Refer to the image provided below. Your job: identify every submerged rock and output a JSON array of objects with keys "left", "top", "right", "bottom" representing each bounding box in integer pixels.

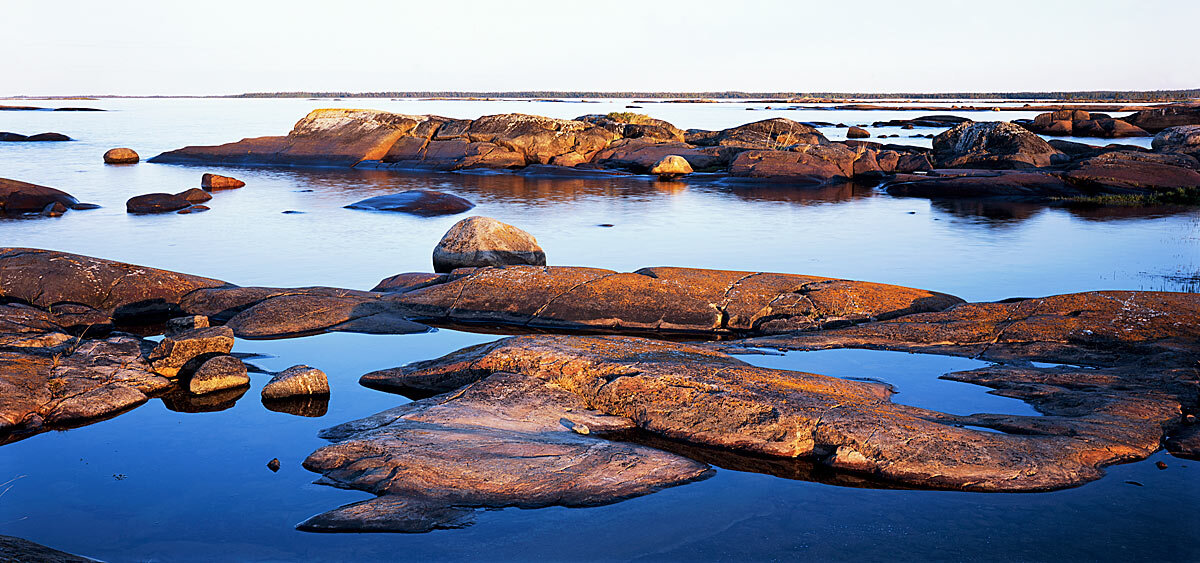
[
  {"left": 103, "top": 147, "right": 139, "bottom": 164},
  {"left": 300, "top": 371, "right": 710, "bottom": 532},
  {"left": 344, "top": 189, "right": 474, "bottom": 216},
  {"left": 201, "top": 173, "right": 246, "bottom": 190},
  {"left": 432, "top": 216, "right": 546, "bottom": 273},
  {"left": 262, "top": 365, "right": 329, "bottom": 399}
]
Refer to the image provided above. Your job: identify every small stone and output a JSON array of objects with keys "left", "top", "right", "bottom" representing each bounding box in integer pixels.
[
  {"left": 165, "top": 315, "right": 210, "bottom": 335},
  {"left": 597, "top": 224, "right": 614, "bottom": 228},
  {"left": 103, "top": 148, "right": 139, "bottom": 164},
  {"left": 176, "top": 187, "right": 213, "bottom": 203},
  {"left": 1186, "top": 414, "right": 1196, "bottom": 424},
  {"left": 1156, "top": 461, "right": 1168, "bottom": 470},
  {"left": 648, "top": 155, "right": 693, "bottom": 178},
  {"left": 572, "top": 423, "right": 590, "bottom": 435},
  {"left": 268, "top": 458, "right": 281, "bottom": 472},
  {"left": 177, "top": 205, "right": 209, "bottom": 214},
  {"left": 262, "top": 365, "right": 329, "bottom": 400},
  {"left": 188, "top": 354, "right": 249, "bottom": 395},
  {"left": 41, "top": 201, "right": 67, "bottom": 217},
  {"left": 201, "top": 173, "right": 245, "bottom": 190}
]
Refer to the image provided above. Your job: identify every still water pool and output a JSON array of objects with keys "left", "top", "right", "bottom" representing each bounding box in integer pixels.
[{"left": 1, "top": 99, "right": 1197, "bottom": 561}]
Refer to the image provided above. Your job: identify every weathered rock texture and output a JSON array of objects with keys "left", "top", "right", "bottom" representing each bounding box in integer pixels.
[
  {"left": 386, "top": 265, "right": 963, "bottom": 335},
  {"left": 1025, "top": 110, "right": 1149, "bottom": 138},
  {"left": 262, "top": 364, "right": 329, "bottom": 399},
  {"left": 0, "top": 178, "right": 82, "bottom": 215},
  {"left": 103, "top": 148, "right": 139, "bottom": 164},
  {"left": 933, "top": 122, "right": 1064, "bottom": 169},
  {"left": 1123, "top": 103, "right": 1200, "bottom": 133},
  {"left": 0, "top": 535, "right": 95, "bottom": 562},
  {"left": 300, "top": 371, "right": 711, "bottom": 532},
  {"left": 431, "top": 216, "right": 546, "bottom": 273}
]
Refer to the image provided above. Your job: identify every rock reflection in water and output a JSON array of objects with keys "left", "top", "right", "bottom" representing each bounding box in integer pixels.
[
  {"left": 263, "top": 396, "right": 329, "bottom": 418},
  {"left": 160, "top": 385, "right": 249, "bottom": 414}
]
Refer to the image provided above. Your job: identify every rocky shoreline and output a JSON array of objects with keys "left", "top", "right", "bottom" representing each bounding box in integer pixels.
[{"left": 1, "top": 246, "right": 1196, "bottom": 531}]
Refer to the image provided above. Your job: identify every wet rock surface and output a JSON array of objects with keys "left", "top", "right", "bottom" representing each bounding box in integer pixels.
[
  {"left": 431, "top": 216, "right": 546, "bottom": 273},
  {"left": 300, "top": 371, "right": 711, "bottom": 532},
  {"left": 0, "top": 178, "right": 81, "bottom": 215},
  {"left": 344, "top": 189, "right": 474, "bottom": 216}
]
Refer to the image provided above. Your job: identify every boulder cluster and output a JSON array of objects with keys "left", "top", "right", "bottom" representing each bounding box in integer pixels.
[{"left": 126, "top": 173, "right": 245, "bottom": 214}]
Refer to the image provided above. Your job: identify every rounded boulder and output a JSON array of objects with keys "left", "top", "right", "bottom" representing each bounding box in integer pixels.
[
  {"left": 104, "top": 148, "right": 139, "bottom": 164},
  {"left": 432, "top": 216, "right": 546, "bottom": 273}
]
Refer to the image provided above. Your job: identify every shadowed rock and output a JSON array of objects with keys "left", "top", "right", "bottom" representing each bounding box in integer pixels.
[
  {"left": 432, "top": 216, "right": 546, "bottom": 273},
  {"left": 1123, "top": 102, "right": 1200, "bottom": 132},
  {"left": 176, "top": 188, "right": 213, "bottom": 204},
  {"left": 263, "top": 395, "right": 329, "bottom": 417},
  {"left": 1152, "top": 125, "right": 1200, "bottom": 160},
  {"left": 386, "top": 265, "right": 963, "bottom": 336},
  {"left": 344, "top": 189, "right": 474, "bottom": 216},
  {"left": 0, "top": 535, "right": 96, "bottom": 562},
  {"left": 360, "top": 333, "right": 1173, "bottom": 492},
  {"left": 0, "top": 248, "right": 228, "bottom": 320},
  {"left": 299, "top": 371, "right": 711, "bottom": 532},
  {"left": 127, "top": 193, "right": 192, "bottom": 214},
  {"left": 148, "top": 326, "right": 234, "bottom": 377},
  {"left": 186, "top": 354, "right": 249, "bottom": 395},
  {"left": 1, "top": 178, "right": 80, "bottom": 214},
  {"left": 884, "top": 170, "right": 1078, "bottom": 199},
  {"left": 223, "top": 293, "right": 428, "bottom": 338}
]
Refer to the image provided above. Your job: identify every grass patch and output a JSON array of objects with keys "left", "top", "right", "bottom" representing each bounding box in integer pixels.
[
  {"left": 605, "top": 112, "right": 654, "bottom": 125},
  {"left": 1055, "top": 187, "right": 1200, "bottom": 207}
]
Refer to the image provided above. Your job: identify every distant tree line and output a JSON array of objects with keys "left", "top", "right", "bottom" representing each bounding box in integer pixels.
[{"left": 231, "top": 90, "right": 1200, "bottom": 101}]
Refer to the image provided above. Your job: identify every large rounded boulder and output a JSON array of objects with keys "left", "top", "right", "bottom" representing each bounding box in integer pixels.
[
  {"left": 1152, "top": 125, "right": 1200, "bottom": 160},
  {"left": 0, "top": 178, "right": 80, "bottom": 214},
  {"left": 345, "top": 189, "right": 474, "bottom": 216},
  {"left": 933, "top": 122, "right": 1064, "bottom": 169},
  {"left": 432, "top": 216, "right": 546, "bottom": 273}
]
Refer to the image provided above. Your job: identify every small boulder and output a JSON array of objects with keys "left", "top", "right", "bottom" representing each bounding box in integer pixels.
[
  {"left": 262, "top": 365, "right": 330, "bottom": 399},
  {"left": 127, "top": 193, "right": 192, "bottom": 214},
  {"left": 166, "top": 315, "right": 210, "bottom": 335},
  {"left": 103, "top": 148, "right": 139, "bottom": 164},
  {"left": 149, "top": 326, "right": 235, "bottom": 377},
  {"left": 177, "top": 205, "right": 209, "bottom": 214},
  {"left": 933, "top": 122, "right": 1064, "bottom": 169},
  {"left": 201, "top": 173, "right": 246, "bottom": 190},
  {"left": 188, "top": 354, "right": 249, "bottom": 395},
  {"left": 176, "top": 188, "right": 213, "bottom": 203},
  {"left": 432, "top": 216, "right": 546, "bottom": 273},
  {"left": 25, "top": 133, "right": 72, "bottom": 141},
  {"left": 846, "top": 126, "right": 871, "bottom": 139},
  {"left": 345, "top": 189, "right": 475, "bottom": 216},
  {"left": 647, "top": 155, "right": 693, "bottom": 178}
]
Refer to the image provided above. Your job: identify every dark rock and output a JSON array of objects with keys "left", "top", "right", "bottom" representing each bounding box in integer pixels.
[
  {"left": 177, "top": 205, "right": 209, "bottom": 214},
  {"left": 1123, "top": 103, "right": 1200, "bottom": 133},
  {"left": 165, "top": 315, "right": 210, "bottom": 335},
  {"left": 846, "top": 126, "right": 871, "bottom": 139},
  {"left": 176, "top": 188, "right": 213, "bottom": 203},
  {"left": 103, "top": 147, "right": 139, "bottom": 164},
  {"left": 0, "top": 178, "right": 80, "bottom": 214},
  {"left": 187, "top": 354, "right": 249, "bottom": 395},
  {"left": 201, "top": 173, "right": 246, "bottom": 190},
  {"left": 160, "top": 385, "right": 247, "bottom": 413},
  {"left": 1152, "top": 125, "right": 1200, "bottom": 160},
  {"left": 268, "top": 458, "right": 281, "bottom": 472},
  {"left": 370, "top": 272, "right": 446, "bottom": 293},
  {"left": 126, "top": 193, "right": 192, "bottom": 214},
  {"left": 263, "top": 395, "right": 329, "bottom": 417},
  {"left": 1063, "top": 151, "right": 1200, "bottom": 192},
  {"left": 0, "top": 534, "right": 95, "bottom": 562},
  {"left": 885, "top": 170, "right": 1078, "bottom": 199},
  {"left": 933, "top": 122, "right": 1064, "bottom": 169},
  {"left": 223, "top": 292, "right": 426, "bottom": 338},
  {"left": 344, "top": 189, "right": 474, "bottom": 216},
  {"left": 0, "top": 132, "right": 27, "bottom": 141},
  {"left": 432, "top": 216, "right": 546, "bottom": 273},
  {"left": 262, "top": 364, "right": 329, "bottom": 399},
  {"left": 41, "top": 201, "right": 67, "bottom": 217}
]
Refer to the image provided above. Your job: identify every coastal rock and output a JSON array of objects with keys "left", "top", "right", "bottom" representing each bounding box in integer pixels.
[
  {"left": 1152, "top": 125, "right": 1200, "bottom": 160},
  {"left": 261, "top": 364, "right": 329, "bottom": 399},
  {"left": 432, "top": 216, "right": 546, "bottom": 273},
  {"left": 1123, "top": 103, "right": 1200, "bottom": 133},
  {"left": 648, "top": 155, "right": 693, "bottom": 178},
  {"left": 933, "top": 122, "right": 1064, "bottom": 169},
  {"left": 0, "top": 178, "right": 80, "bottom": 214},
  {"left": 344, "top": 189, "right": 474, "bottom": 216},
  {"left": 201, "top": 173, "right": 246, "bottom": 190},
  {"left": 176, "top": 188, "right": 213, "bottom": 203},
  {"left": 576, "top": 113, "right": 687, "bottom": 143},
  {"left": 361, "top": 332, "right": 1170, "bottom": 492},
  {"left": 728, "top": 144, "right": 857, "bottom": 184},
  {"left": 148, "top": 326, "right": 235, "bottom": 377},
  {"left": 386, "top": 265, "right": 963, "bottom": 335},
  {"left": 222, "top": 291, "right": 427, "bottom": 338},
  {"left": 1063, "top": 151, "right": 1200, "bottom": 192},
  {"left": 103, "top": 147, "right": 139, "bottom": 164},
  {"left": 300, "top": 371, "right": 709, "bottom": 532},
  {"left": 0, "top": 535, "right": 96, "bottom": 562},
  {"left": 846, "top": 126, "right": 870, "bottom": 139},
  {"left": 885, "top": 170, "right": 1077, "bottom": 199},
  {"left": 179, "top": 286, "right": 378, "bottom": 322},
  {"left": 591, "top": 139, "right": 730, "bottom": 171},
  {"left": 0, "top": 248, "right": 227, "bottom": 319},
  {"left": 0, "top": 132, "right": 71, "bottom": 142},
  {"left": 187, "top": 354, "right": 249, "bottom": 395},
  {"left": 370, "top": 272, "right": 446, "bottom": 293},
  {"left": 165, "top": 315, "right": 210, "bottom": 334},
  {"left": 688, "top": 118, "right": 827, "bottom": 149},
  {"left": 126, "top": 193, "right": 192, "bottom": 214}
]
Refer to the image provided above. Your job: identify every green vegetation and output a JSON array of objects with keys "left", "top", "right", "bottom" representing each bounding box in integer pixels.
[
  {"left": 1056, "top": 187, "right": 1200, "bottom": 207},
  {"left": 604, "top": 112, "right": 654, "bottom": 124}
]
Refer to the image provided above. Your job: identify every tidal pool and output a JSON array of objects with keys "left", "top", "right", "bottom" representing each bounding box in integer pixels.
[{"left": 1, "top": 99, "right": 1197, "bottom": 561}]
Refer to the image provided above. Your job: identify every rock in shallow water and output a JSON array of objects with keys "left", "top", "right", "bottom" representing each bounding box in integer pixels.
[
  {"left": 344, "top": 189, "right": 474, "bottom": 216},
  {"left": 201, "top": 173, "right": 245, "bottom": 190},
  {"left": 431, "top": 216, "right": 546, "bottom": 273},
  {"left": 103, "top": 147, "right": 139, "bottom": 164},
  {"left": 126, "top": 193, "right": 193, "bottom": 214},
  {"left": 148, "top": 326, "right": 235, "bottom": 377},
  {"left": 187, "top": 354, "right": 249, "bottom": 395},
  {"left": 0, "top": 178, "right": 80, "bottom": 214},
  {"left": 262, "top": 365, "right": 329, "bottom": 399}
]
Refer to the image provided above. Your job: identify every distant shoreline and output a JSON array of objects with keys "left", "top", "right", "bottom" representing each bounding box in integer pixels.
[{"left": 4, "top": 89, "right": 1200, "bottom": 102}]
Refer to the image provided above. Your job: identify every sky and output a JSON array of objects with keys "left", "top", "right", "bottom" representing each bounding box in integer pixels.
[{"left": 4, "top": 0, "right": 1198, "bottom": 96}]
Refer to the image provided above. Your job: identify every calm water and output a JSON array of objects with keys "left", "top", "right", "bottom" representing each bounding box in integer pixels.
[{"left": 1, "top": 99, "right": 1197, "bottom": 562}]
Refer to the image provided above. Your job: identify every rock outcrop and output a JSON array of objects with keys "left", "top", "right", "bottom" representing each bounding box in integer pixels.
[
  {"left": 300, "top": 371, "right": 710, "bottom": 532},
  {"left": 933, "top": 122, "right": 1064, "bottom": 169},
  {"left": 344, "top": 189, "right": 474, "bottom": 216},
  {"left": 431, "top": 216, "right": 546, "bottom": 273},
  {"left": 0, "top": 178, "right": 83, "bottom": 215},
  {"left": 1152, "top": 125, "right": 1200, "bottom": 160},
  {"left": 0, "top": 132, "right": 71, "bottom": 142},
  {"left": 103, "top": 148, "right": 139, "bottom": 164},
  {"left": 0, "top": 535, "right": 95, "bottom": 562},
  {"left": 1024, "top": 110, "right": 1149, "bottom": 138},
  {"left": 1123, "top": 103, "right": 1200, "bottom": 133}
]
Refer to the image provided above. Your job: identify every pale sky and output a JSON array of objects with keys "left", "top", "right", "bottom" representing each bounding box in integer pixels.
[{"left": 5, "top": 0, "right": 1197, "bottom": 96}]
